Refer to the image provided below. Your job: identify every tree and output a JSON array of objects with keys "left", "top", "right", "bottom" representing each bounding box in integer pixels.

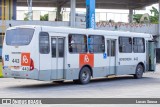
[
  {"left": 133, "top": 6, "right": 159, "bottom": 24},
  {"left": 24, "top": 13, "right": 29, "bottom": 21},
  {"left": 150, "top": 7, "right": 159, "bottom": 17},
  {"left": 40, "top": 14, "right": 48, "bottom": 21},
  {"left": 133, "top": 14, "right": 143, "bottom": 23},
  {"left": 150, "top": 7, "right": 159, "bottom": 24}
]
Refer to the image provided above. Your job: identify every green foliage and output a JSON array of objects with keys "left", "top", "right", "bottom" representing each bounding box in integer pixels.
[
  {"left": 0, "top": 62, "right": 3, "bottom": 78},
  {"left": 133, "top": 14, "right": 143, "bottom": 23},
  {"left": 150, "top": 7, "right": 159, "bottom": 17},
  {"left": 24, "top": 13, "right": 49, "bottom": 21},
  {"left": 40, "top": 14, "right": 48, "bottom": 21},
  {"left": 150, "top": 16, "right": 159, "bottom": 24},
  {"left": 150, "top": 7, "right": 159, "bottom": 24},
  {"left": 24, "top": 13, "right": 29, "bottom": 21},
  {"left": 133, "top": 6, "right": 159, "bottom": 24}
]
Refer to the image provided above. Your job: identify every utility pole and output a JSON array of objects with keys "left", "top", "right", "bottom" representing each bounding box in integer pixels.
[
  {"left": 0, "top": 0, "right": 7, "bottom": 45},
  {"left": 27, "top": 0, "right": 33, "bottom": 20}
]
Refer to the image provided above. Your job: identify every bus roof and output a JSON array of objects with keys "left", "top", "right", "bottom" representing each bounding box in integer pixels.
[{"left": 7, "top": 25, "right": 152, "bottom": 38}]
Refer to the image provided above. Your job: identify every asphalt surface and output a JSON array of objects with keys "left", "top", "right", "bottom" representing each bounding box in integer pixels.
[{"left": 0, "top": 64, "right": 160, "bottom": 107}]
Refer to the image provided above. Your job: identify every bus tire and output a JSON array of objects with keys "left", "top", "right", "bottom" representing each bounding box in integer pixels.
[
  {"left": 73, "top": 80, "right": 79, "bottom": 84},
  {"left": 134, "top": 64, "right": 144, "bottom": 79},
  {"left": 53, "top": 81, "right": 64, "bottom": 84},
  {"left": 79, "top": 67, "right": 91, "bottom": 84}
]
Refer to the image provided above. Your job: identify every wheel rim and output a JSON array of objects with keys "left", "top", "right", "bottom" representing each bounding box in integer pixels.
[
  {"left": 137, "top": 66, "right": 143, "bottom": 77},
  {"left": 82, "top": 71, "right": 89, "bottom": 81}
]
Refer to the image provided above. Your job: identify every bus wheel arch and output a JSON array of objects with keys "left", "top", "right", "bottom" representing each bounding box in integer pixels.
[
  {"left": 80, "top": 65, "right": 93, "bottom": 77},
  {"left": 78, "top": 65, "right": 93, "bottom": 84},
  {"left": 134, "top": 62, "right": 145, "bottom": 79},
  {"left": 138, "top": 62, "right": 145, "bottom": 72}
]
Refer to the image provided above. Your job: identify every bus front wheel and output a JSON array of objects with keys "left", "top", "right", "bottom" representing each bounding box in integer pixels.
[
  {"left": 79, "top": 67, "right": 91, "bottom": 84},
  {"left": 134, "top": 64, "right": 144, "bottom": 79}
]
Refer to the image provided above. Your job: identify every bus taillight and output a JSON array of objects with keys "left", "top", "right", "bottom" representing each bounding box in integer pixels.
[{"left": 30, "top": 59, "right": 34, "bottom": 71}]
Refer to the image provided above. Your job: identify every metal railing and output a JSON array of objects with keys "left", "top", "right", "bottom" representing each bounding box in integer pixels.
[{"left": 0, "top": 20, "right": 159, "bottom": 35}]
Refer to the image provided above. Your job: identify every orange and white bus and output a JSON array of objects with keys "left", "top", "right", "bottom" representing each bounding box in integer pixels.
[{"left": 2, "top": 25, "right": 156, "bottom": 84}]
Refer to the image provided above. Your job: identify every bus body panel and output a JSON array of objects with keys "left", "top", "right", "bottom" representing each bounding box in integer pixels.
[
  {"left": 65, "top": 53, "right": 80, "bottom": 80},
  {"left": 92, "top": 54, "right": 108, "bottom": 77},
  {"left": 117, "top": 53, "right": 146, "bottom": 75}
]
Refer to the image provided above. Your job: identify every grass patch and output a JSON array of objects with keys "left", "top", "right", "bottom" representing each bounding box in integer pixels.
[{"left": 0, "top": 62, "right": 3, "bottom": 78}]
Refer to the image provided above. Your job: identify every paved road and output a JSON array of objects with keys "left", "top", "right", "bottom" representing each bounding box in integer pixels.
[{"left": 0, "top": 65, "right": 160, "bottom": 106}]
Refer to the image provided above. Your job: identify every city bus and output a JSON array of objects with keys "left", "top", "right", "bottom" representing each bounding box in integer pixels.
[{"left": 2, "top": 25, "right": 156, "bottom": 84}]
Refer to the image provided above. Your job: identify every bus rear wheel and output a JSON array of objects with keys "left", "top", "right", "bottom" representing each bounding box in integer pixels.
[
  {"left": 134, "top": 64, "right": 144, "bottom": 79},
  {"left": 79, "top": 67, "right": 91, "bottom": 84}
]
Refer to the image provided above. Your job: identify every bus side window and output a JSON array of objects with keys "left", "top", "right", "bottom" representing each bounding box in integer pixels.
[
  {"left": 133, "top": 37, "right": 145, "bottom": 53},
  {"left": 39, "top": 32, "right": 50, "bottom": 54},
  {"left": 68, "top": 34, "right": 87, "bottom": 53},
  {"left": 88, "top": 35, "right": 105, "bottom": 53},
  {"left": 119, "top": 37, "right": 132, "bottom": 53}
]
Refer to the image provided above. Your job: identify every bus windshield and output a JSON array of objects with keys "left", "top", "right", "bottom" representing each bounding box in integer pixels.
[{"left": 6, "top": 28, "right": 34, "bottom": 46}]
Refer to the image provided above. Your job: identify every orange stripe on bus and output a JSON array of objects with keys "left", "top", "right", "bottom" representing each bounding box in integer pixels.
[{"left": 79, "top": 54, "right": 94, "bottom": 68}]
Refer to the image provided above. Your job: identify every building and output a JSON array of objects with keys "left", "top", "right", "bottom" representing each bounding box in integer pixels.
[{"left": 0, "top": 0, "right": 160, "bottom": 46}]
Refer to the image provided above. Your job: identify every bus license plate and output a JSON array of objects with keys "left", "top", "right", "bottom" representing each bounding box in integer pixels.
[{"left": 22, "top": 66, "right": 30, "bottom": 71}]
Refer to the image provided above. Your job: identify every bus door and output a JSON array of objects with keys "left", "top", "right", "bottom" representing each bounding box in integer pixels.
[
  {"left": 107, "top": 39, "right": 116, "bottom": 75},
  {"left": 146, "top": 41, "right": 156, "bottom": 71},
  {"left": 51, "top": 36, "right": 65, "bottom": 80}
]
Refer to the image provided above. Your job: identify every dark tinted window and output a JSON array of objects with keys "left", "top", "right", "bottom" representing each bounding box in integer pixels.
[
  {"left": 107, "top": 40, "right": 116, "bottom": 56},
  {"left": 58, "top": 38, "right": 64, "bottom": 57},
  {"left": 52, "top": 38, "right": 64, "bottom": 57},
  {"left": 51, "top": 38, "right": 56, "bottom": 57},
  {"left": 119, "top": 37, "right": 132, "bottom": 53},
  {"left": 88, "top": 35, "right": 105, "bottom": 53},
  {"left": 107, "top": 40, "right": 110, "bottom": 56},
  {"left": 6, "top": 28, "right": 34, "bottom": 46},
  {"left": 39, "top": 32, "right": 50, "bottom": 54},
  {"left": 133, "top": 37, "right": 145, "bottom": 53},
  {"left": 68, "top": 34, "right": 87, "bottom": 53},
  {"left": 111, "top": 40, "right": 116, "bottom": 56},
  {"left": 0, "top": 33, "right": 4, "bottom": 46}
]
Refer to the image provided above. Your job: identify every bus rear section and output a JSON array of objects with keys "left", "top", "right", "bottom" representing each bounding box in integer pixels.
[{"left": 2, "top": 27, "right": 40, "bottom": 80}]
